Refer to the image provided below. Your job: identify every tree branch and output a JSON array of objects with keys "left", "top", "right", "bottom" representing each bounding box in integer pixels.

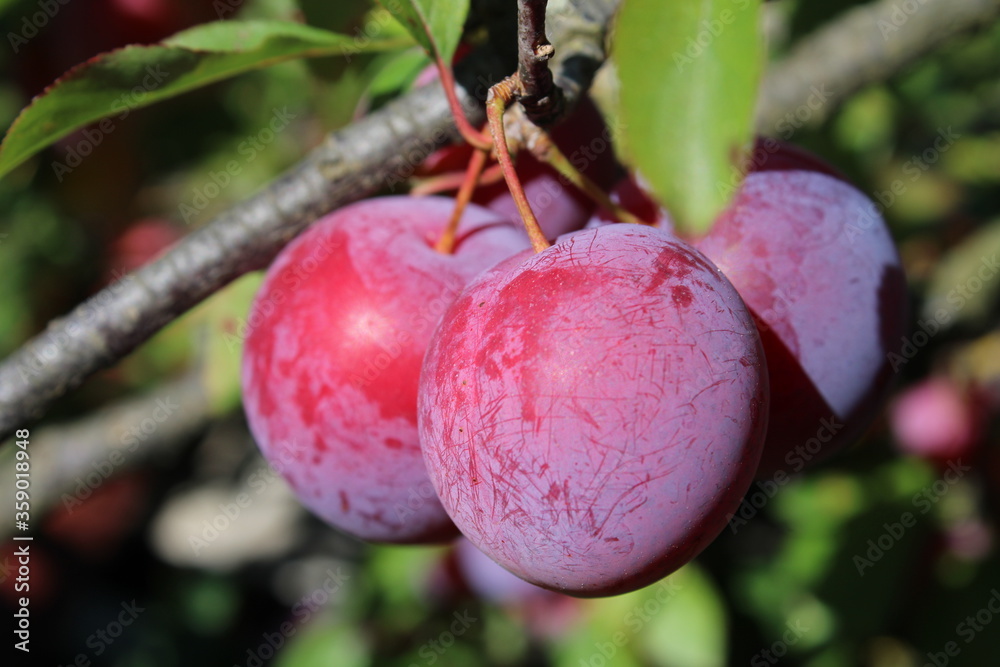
[
  {"left": 0, "top": 370, "right": 209, "bottom": 538},
  {"left": 755, "top": 0, "right": 1000, "bottom": 132},
  {"left": 0, "top": 81, "right": 469, "bottom": 438},
  {"left": 1, "top": 0, "right": 998, "bottom": 441},
  {"left": 0, "top": 5, "right": 615, "bottom": 441},
  {"left": 516, "top": 0, "right": 564, "bottom": 125}
]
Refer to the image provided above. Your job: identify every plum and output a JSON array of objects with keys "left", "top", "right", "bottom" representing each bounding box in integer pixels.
[
  {"left": 891, "top": 377, "right": 984, "bottom": 464},
  {"left": 241, "top": 196, "right": 529, "bottom": 543},
  {"left": 693, "top": 169, "right": 907, "bottom": 475},
  {"left": 419, "top": 224, "right": 768, "bottom": 596}
]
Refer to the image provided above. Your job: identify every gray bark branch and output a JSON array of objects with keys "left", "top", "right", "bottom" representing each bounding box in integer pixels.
[
  {"left": 1, "top": 0, "right": 998, "bottom": 441},
  {"left": 755, "top": 0, "right": 1000, "bottom": 131}
]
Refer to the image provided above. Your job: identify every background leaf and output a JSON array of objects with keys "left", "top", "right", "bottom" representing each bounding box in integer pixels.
[
  {"left": 922, "top": 218, "right": 1000, "bottom": 330},
  {"left": 376, "top": 0, "right": 469, "bottom": 62},
  {"left": 614, "top": 0, "right": 763, "bottom": 235},
  {"left": 0, "top": 20, "right": 409, "bottom": 180}
]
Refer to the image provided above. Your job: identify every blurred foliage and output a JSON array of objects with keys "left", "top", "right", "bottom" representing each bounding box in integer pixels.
[{"left": 0, "top": 0, "right": 998, "bottom": 666}]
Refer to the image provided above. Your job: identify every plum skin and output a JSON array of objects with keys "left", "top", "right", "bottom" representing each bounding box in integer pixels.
[
  {"left": 419, "top": 224, "right": 768, "bottom": 596},
  {"left": 693, "top": 170, "right": 907, "bottom": 475},
  {"left": 241, "top": 196, "right": 529, "bottom": 544}
]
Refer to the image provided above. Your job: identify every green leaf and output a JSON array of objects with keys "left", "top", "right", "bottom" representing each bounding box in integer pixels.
[
  {"left": 0, "top": 20, "right": 411, "bottom": 180},
  {"left": 640, "top": 565, "right": 727, "bottom": 667},
  {"left": 922, "top": 218, "right": 1000, "bottom": 330},
  {"left": 614, "top": 0, "right": 763, "bottom": 235},
  {"left": 376, "top": 0, "right": 469, "bottom": 63},
  {"left": 365, "top": 47, "right": 432, "bottom": 103}
]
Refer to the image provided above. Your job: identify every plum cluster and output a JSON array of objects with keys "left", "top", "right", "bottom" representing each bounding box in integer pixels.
[{"left": 240, "top": 112, "right": 907, "bottom": 597}]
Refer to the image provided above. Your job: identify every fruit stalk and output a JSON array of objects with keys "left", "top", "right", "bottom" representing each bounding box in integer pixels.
[
  {"left": 487, "top": 76, "right": 550, "bottom": 252},
  {"left": 411, "top": 163, "right": 505, "bottom": 196},
  {"left": 432, "top": 52, "right": 493, "bottom": 150},
  {"left": 434, "top": 146, "right": 489, "bottom": 254},
  {"left": 524, "top": 125, "right": 647, "bottom": 225}
]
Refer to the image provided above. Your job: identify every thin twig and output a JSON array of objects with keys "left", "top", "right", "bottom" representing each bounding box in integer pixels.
[
  {"left": 755, "top": 0, "right": 1000, "bottom": 131},
  {"left": 522, "top": 122, "right": 646, "bottom": 225},
  {"left": 516, "top": 0, "right": 564, "bottom": 125},
  {"left": 433, "top": 54, "right": 494, "bottom": 150},
  {"left": 410, "top": 162, "right": 505, "bottom": 195},
  {"left": 488, "top": 76, "right": 550, "bottom": 253},
  {"left": 434, "top": 146, "right": 489, "bottom": 254},
  {"left": 2, "top": 0, "right": 998, "bottom": 441}
]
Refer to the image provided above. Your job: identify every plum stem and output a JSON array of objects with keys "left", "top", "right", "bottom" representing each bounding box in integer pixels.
[
  {"left": 524, "top": 127, "right": 648, "bottom": 225},
  {"left": 434, "top": 146, "right": 489, "bottom": 254},
  {"left": 488, "top": 76, "right": 550, "bottom": 253},
  {"left": 410, "top": 162, "right": 505, "bottom": 196},
  {"left": 433, "top": 52, "right": 493, "bottom": 150}
]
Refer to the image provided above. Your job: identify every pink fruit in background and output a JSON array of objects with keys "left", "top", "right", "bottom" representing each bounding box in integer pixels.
[
  {"left": 693, "top": 169, "right": 907, "bottom": 476},
  {"left": 241, "top": 196, "right": 529, "bottom": 543},
  {"left": 107, "top": 218, "right": 181, "bottom": 274},
  {"left": 891, "top": 378, "right": 983, "bottom": 463},
  {"left": 454, "top": 538, "right": 584, "bottom": 637},
  {"left": 454, "top": 538, "right": 548, "bottom": 605},
  {"left": 419, "top": 224, "right": 768, "bottom": 596},
  {"left": 587, "top": 176, "right": 673, "bottom": 230},
  {"left": 589, "top": 138, "right": 842, "bottom": 230}
]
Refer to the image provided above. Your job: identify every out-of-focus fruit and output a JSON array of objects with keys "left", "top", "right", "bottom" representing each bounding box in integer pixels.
[
  {"left": 891, "top": 378, "right": 984, "bottom": 463},
  {"left": 694, "top": 169, "right": 907, "bottom": 476}
]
